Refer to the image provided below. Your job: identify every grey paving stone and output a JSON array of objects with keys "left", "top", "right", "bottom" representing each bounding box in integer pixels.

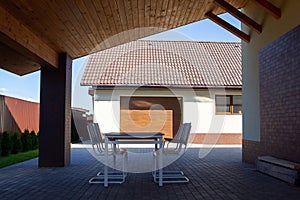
[{"left": 0, "top": 147, "right": 299, "bottom": 200}]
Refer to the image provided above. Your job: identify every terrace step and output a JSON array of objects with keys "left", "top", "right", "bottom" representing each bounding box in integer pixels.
[{"left": 256, "top": 156, "right": 300, "bottom": 185}]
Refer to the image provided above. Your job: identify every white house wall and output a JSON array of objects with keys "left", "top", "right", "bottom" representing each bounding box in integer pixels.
[
  {"left": 242, "top": 0, "right": 300, "bottom": 141},
  {"left": 93, "top": 88, "right": 242, "bottom": 136}
]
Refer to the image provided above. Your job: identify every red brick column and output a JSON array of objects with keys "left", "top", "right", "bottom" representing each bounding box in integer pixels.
[{"left": 39, "top": 53, "right": 72, "bottom": 167}]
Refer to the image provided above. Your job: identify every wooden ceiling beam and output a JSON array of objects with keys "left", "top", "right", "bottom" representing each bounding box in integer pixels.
[
  {"left": 214, "top": 0, "right": 262, "bottom": 33},
  {"left": 252, "top": 0, "right": 281, "bottom": 19},
  {"left": 0, "top": 43, "right": 40, "bottom": 75},
  {"left": 0, "top": 6, "right": 59, "bottom": 69},
  {"left": 205, "top": 11, "right": 250, "bottom": 43}
]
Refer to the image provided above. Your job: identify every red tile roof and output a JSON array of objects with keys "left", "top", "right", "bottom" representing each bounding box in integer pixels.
[{"left": 81, "top": 40, "right": 241, "bottom": 88}]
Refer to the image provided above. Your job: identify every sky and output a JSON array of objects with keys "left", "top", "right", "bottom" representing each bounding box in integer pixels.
[{"left": 0, "top": 13, "right": 240, "bottom": 112}]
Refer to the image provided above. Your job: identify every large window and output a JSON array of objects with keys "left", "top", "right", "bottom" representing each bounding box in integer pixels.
[{"left": 215, "top": 95, "right": 242, "bottom": 115}]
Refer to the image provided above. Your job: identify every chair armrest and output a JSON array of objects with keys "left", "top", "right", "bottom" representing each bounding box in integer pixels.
[{"left": 165, "top": 138, "right": 181, "bottom": 149}]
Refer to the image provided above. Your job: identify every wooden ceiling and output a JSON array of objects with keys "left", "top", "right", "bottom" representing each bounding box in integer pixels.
[{"left": 0, "top": 0, "right": 280, "bottom": 75}]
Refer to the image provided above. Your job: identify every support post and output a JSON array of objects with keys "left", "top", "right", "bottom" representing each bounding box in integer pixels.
[{"left": 39, "top": 53, "right": 72, "bottom": 167}]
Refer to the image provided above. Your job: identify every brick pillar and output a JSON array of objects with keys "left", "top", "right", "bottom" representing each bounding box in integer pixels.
[
  {"left": 39, "top": 53, "right": 72, "bottom": 167},
  {"left": 243, "top": 25, "right": 300, "bottom": 163}
]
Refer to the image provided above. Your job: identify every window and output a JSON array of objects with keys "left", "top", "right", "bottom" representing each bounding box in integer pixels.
[{"left": 215, "top": 95, "right": 242, "bottom": 115}]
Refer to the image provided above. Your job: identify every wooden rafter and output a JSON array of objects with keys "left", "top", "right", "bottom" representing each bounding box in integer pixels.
[
  {"left": 214, "top": 0, "right": 262, "bottom": 33},
  {"left": 252, "top": 0, "right": 281, "bottom": 19},
  {"left": 0, "top": 6, "right": 59, "bottom": 68},
  {"left": 205, "top": 11, "right": 250, "bottom": 43}
]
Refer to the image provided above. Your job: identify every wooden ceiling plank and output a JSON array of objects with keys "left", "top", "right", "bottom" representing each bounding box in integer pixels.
[
  {"left": 124, "top": 0, "right": 134, "bottom": 29},
  {"left": 162, "top": 0, "right": 173, "bottom": 28},
  {"left": 0, "top": 0, "right": 250, "bottom": 67},
  {"left": 115, "top": 0, "right": 130, "bottom": 43},
  {"left": 84, "top": 1, "right": 106, "bottom": 44},
  {"left": 159, "top": 0, "right": 169, "bottom": 27},
  {"left": 180, "top": 0, "right": 196, "bottom": 28},
  {"left": 149, "top": 0, "right": 157, "bottom": 27},
  {"left": 85, "top": 1, "right": 123, "bottom": 53},
  {"left": 109, "top": 0, "right": 124, "bottom": 34},
  {"left": 154, "top": 0, "right": 163, "bottom": 27},
  {"left": 76, "top": 0, "right": 100, "bottom": 44},
  {"left": 55, "top": 1, "right": 90, "bottom": 56},
  {"left": 144, "top": 0, "right": 151, "bottom": 27},
  {"left": 44, "top": 1, "right": 85, "bottom": 57},
  {"left": 107, "top": 1, "right": 129, "bottom": 47},
  {"left": 173, "top": 0, "right": 186, "bottom": 29},
  {"left": 100, "top": 1, "right": 118, "bottom": 35},
  {"left": 0, "top": 43, "right": 40, "bottom": 75},
  {"left": 205, "top": 11, "right": 250, "bottom": 42},
  {"left": 138, "top": 0, "right": 145, "bottom": 27},
  {"left": 131, "top": 0, "right": 139, "bottom": 28},
  {"left": 214, "top": 0, "right": 262, "bottom": 33},
  {"left": 0, "top": 5, "right": 59, "bottom": 68},
  {"left": 188, "top": 0, "right": 206, "bottom": 23},
  {"left": 4, "top": 1, "right": 72, "bottom": 55},
  {"left": 107, "top": 0, "right": 125, "bottom": 46},
  {"left": 62, "top": 0, "right": 96, "bottom": 54},
  {"left": 168, "top": 0, "right": 179, "bottom": 28},
  {"left": 92, "top": 1, "right": 112, "bottom": 39},
  {"left": 252, "top": 0, "right": 281, "bottom": 19},
  {"left": 115, "top": 0, "right": 128, "bottom": 31}
]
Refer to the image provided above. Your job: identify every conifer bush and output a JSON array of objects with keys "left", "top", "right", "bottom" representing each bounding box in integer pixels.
[
  {"left": 30, "top": 130, "right": 38, "bottom": 150},
  {"left": 11, "top": 132, "right": 22, "bottom": 154},
  {"left": 1, "top": 131, "right": 12, "bottom": 156},
  {"left": 21, "top": 129, "right": 32, "bottom": 152}
]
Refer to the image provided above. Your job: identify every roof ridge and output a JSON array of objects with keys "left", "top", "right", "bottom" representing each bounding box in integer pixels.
[{"left": 137, "top": 40, "right": 241, "bottom": 44}]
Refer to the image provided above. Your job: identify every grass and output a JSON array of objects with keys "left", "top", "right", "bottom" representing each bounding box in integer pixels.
[{"left": 0, "top": 150, "right": 38, "bottom": 168}]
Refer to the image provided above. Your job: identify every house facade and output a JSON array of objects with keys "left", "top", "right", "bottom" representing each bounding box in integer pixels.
[{"left": 81, "top": 40, "right": 242, "bottom": 144}]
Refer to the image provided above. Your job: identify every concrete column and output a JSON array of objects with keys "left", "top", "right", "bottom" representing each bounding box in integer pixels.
[{"left": 39, "top": 53, "right": 72, "bottom": 167}]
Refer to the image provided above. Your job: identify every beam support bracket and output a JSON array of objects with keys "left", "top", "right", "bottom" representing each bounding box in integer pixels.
[
  {"left": 214, "top": 0, "right": 262, "bottom": 34},
  {"left": 205, "top": 11, "right": 250, "bottom": 43},
  {"left": 252, "top": 0, "right": 281, "bottom": 19}
]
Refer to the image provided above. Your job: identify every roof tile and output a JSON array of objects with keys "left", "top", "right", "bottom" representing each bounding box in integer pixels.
[{"left": 81, "top": 40, "right": 241, "bottom": 88}]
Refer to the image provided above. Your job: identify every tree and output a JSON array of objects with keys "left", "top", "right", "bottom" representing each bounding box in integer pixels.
[
  {"left": 1, "top": 131, "right": 12, "bottom": 156},
  {"left": 30, "top": 130, "right": 38, "bottom": 150},
  {"left": 11, "top": 132, "right": 22, "bottom": 154},
  {"left": 21, "top": 129, "right": 32, "bottom": 152}
]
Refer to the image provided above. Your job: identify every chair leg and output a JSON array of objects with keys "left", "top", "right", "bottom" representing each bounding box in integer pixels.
[
  {"left": 89, "top": 153, "right": 128, "bottom": 185},
  {"left": 152, "top": 154, "right": 158, "bottom": 181},
  {"left": 152, "top": 155, "right": 189, "bottom": 184},
  {"left": 123, "top": 153, "right": 128, "bottom": 178},
  {"left": 89, "top": 168, "right": 126, "bottom": 184}
]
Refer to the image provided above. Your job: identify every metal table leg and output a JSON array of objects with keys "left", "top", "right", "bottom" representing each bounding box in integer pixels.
[
  {"left": 104, "top": 137, "right": 109, "bottom": 187},
  {"left": 158, "top": 136, "right": 163, "bottom": 186}
]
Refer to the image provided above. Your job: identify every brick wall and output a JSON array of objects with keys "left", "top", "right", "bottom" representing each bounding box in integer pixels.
[
  {"left": 243, "top": 25, "right": 300, "bottom": 163},
  {"left": 191, "top": 133, "right": 242, "bottom": 144}
]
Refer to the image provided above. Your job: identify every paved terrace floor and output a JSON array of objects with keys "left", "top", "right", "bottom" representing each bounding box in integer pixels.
[{"left": 0, "top": 145, "right": 299, "bottom": 200}]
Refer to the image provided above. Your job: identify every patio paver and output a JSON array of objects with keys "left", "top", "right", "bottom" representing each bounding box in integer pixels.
[{"left": 0, "top": 146, "right": 299, "bottom": 200}]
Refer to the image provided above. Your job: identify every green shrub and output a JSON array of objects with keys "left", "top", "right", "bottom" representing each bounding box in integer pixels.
[
  {"left": 1, "top": 131, "right": 12, "bottom": 156},
  {"left": 0, "top": 137, "right": 2, "bottom": 155},
  {"left": 21, "top": 129, "right": 32, "bottom": 152},
  {"left": 11, "top": 132, "right": 22, "bottom": 154},
  {"left": 30, "top": 130, "right": 38, "bottom": 150}
]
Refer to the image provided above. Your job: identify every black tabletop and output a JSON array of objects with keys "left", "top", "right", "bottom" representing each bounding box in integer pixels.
[{"left": 104, "top": 132, "right": 164, "bottom": 139}]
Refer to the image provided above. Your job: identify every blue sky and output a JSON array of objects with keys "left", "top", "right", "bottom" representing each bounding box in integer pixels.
[{"left": 0, "top": 13, "right": 240, "bottom": 111}]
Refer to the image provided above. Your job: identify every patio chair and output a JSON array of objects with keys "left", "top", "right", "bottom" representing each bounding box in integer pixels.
[
  {"left": 153, "top": 122, "right": 192, "bottom": 183},
  {"left": 87, "top": 123, "right": 128, "bottom": 184}
]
